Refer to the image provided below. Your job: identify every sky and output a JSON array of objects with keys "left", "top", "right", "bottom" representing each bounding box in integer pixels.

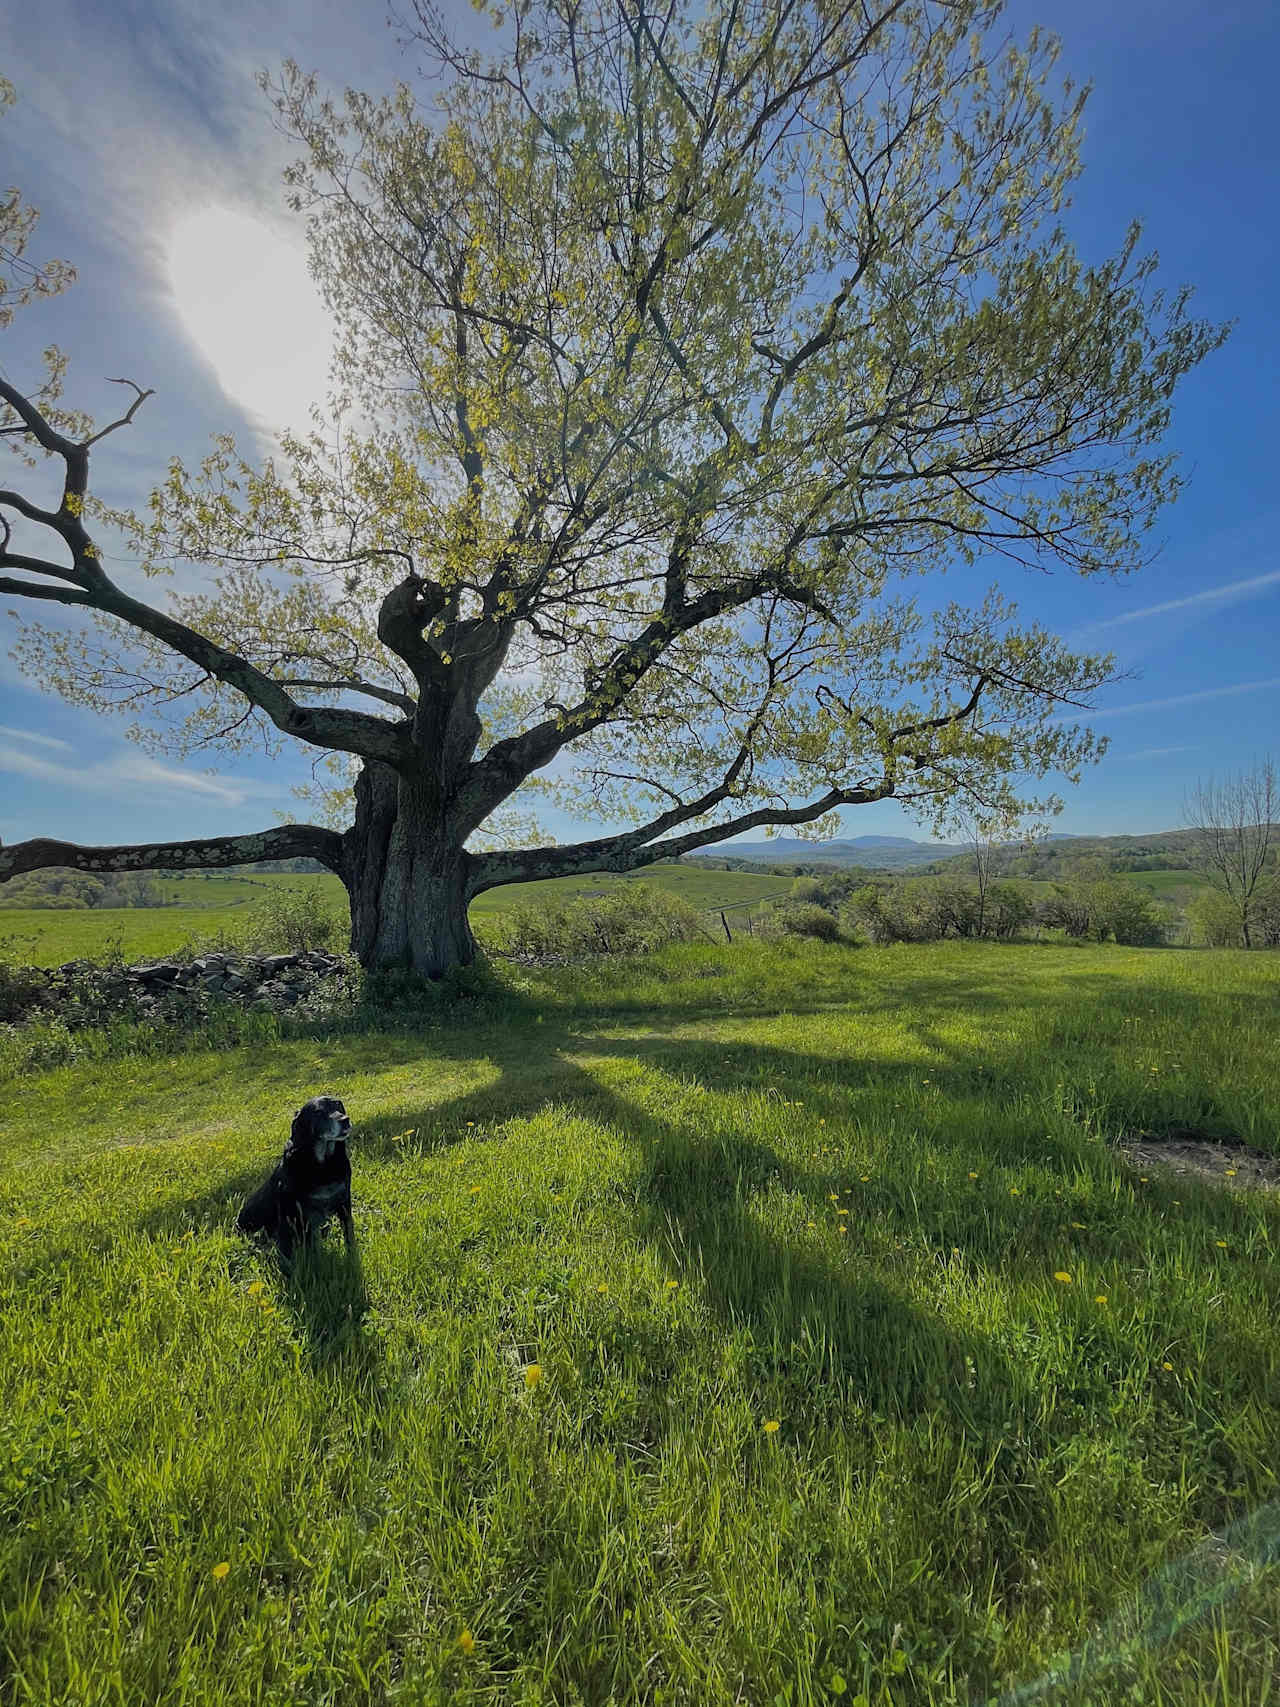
[{"left": 1, "top": 0, "right": 1277, "bottom": 855}]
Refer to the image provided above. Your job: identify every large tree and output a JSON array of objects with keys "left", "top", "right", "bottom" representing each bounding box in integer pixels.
[{"left": 0, "top": 4, "right": 1224, "bottom": 973}]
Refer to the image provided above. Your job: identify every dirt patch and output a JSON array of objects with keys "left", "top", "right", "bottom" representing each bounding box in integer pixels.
[{"left": 1113, "top": 1128, "right": 1280, "bottom": 1191}]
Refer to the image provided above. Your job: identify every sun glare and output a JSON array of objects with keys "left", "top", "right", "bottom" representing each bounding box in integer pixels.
[{"left": 165, "top": 207, "right": 332, "bottom": 433}]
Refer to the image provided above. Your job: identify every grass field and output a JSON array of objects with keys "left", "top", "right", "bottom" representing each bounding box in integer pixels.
[
  {"left": 0, "top": 864, "right": 788, "bottom": 968},
  {"left": 3, "top": 939, "right": 1280, "bottom": 1705}
]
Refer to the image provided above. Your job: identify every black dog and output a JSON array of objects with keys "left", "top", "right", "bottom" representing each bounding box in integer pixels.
[{"left": 237, "top": 1095, "right": 354, "bottom": 1261}]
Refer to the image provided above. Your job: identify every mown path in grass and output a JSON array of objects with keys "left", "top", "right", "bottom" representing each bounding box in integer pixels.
[{"left": 2, "top": 940, "right": 1279, "bottom": 1706}]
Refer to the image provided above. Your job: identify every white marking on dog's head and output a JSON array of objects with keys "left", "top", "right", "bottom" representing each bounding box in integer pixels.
[{"left": 292, "top": 1096, "right": 352, "bottom": 1160}]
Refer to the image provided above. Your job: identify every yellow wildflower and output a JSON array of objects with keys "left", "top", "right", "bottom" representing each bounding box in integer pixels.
[
  {"left": 211, "top": 1561, "right": 230, "bottom": 1581},
  {"left": 763, "top": 1420, "right": 780, "bottom": 1434},
  {"left": 524, "top": 1364, "right": 542, "bottom": 1389},
  {"left": 458, "top": 1629, "right": 475, "bottom": 1655},
  {"left": 1054, "top": 1271, "right": 1072, "bottom": 1284}
]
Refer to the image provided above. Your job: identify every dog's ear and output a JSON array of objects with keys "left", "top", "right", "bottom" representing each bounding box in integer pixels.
[{"left": 289, "top": 1105, "right": 312, "bottom": 1149}]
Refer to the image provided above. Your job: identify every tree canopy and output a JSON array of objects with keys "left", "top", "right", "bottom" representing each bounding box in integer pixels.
[{"left": 0, "top": 2, "right": 1227, "bottom": 972}]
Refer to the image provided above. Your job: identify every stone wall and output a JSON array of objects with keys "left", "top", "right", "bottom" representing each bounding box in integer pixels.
[{"left": 5, "top": 950, "right": 351, "bottom": 1027}]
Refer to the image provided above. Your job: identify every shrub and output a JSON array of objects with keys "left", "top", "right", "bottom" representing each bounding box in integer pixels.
[
  {"left": 984, "top": 881, "right": 1033, "bottom": 939},
  {"left": 774, "top": 901, "right": 843, "bottom": 942},
  {"left": 1037, "top": 876, "right": 1166, "bottom": 945},
  {"left": 1186, "top": 888, "right": 1242, "bottom": 947},
  {"left": 480, "top": 882, "right": 709, "bottom": 962},
  {"left": 0, "top": 962, "right": 46, "bottom": 1024},
  {"left": 239, "top": 884, "right": 343, "bottom": 954}
]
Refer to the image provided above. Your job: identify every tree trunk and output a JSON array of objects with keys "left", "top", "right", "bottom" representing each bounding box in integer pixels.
[{"left": 341, "top": 763, "right": 477, "bottom": 976}]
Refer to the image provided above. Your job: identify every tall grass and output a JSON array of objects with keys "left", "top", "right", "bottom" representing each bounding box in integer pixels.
[{"left": 2, "top": 939, "right": 1279, "bottom": 1705}]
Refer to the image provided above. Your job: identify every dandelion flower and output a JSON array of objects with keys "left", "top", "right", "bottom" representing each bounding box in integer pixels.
[
  {"left": 838, "top": 1225, "right": 848, "bottom": 1236},
  {"left": 860, "top": 1174, "right": 870, "bottom": 1183},
  {"left": 967, "top": 1172, "right": 978, "bottom": 1180},
  {"left": 763, "top": 1419, "right": 780, "bottom": 1434},
  {"left": 247, "top": 1280, "right": 265, "bottom": 1296},
  {"left": 524, "top": 1364, "right": 543, "bottom": 1389},
  {"left": 1225, "top": 1168, "right": 1238, "bottom": 1178},
  {"left": 1216, "top": 1240, "right": 1227, "bottom": 1249},
  {"left": 1095, "top": 1294, "right": 1108, "bottom": 1305},
  {"left": 211, "top": 1561, "right": 230, "bottom": 1581},
  {"left": 458, "top": 1629, "right": 475, "bottom": 1655},
  {"left": 597, "top": 1283, "right": 608, "bottom": 1293},
  {"left": 1009, "top": 1187, "right": 1020, "bottom": 1196},
  {"left": 1162, "top": 1361, "right": 1173, "bottom": 1371},
  {"left": 469, "top": 1185, "right": 482, "bottom": 1195},
  {"left": 1054, "top": 1271, "right": 1072, "bottom": 1284},
  {"left": 666, "top": 1279, "right": 678, "bottom": 1290}
]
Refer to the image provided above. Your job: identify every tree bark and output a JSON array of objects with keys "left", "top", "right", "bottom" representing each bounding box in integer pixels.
[{"left": 340, "top": 762, "right": 477, "bottom": 977}]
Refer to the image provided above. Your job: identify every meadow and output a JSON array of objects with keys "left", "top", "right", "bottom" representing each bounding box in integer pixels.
[
  {"left": 0, "top": 864, "right": 786, "bottom": 968},
  {"left": 2, "top": 938, "right": 1279, "bottom": 1705}
]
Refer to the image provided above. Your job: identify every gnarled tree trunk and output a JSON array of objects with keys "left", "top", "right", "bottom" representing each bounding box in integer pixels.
[{"left": 341, "top": 760, "right": 477, "bottom": 977}]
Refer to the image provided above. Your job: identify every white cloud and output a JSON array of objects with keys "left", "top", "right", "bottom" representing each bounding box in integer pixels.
[
  {"left": 0, "top": 743, "right": 288, "bottom": 808},
  {"left": 1058, "top": 678, "right": 1280, "bottom": 724},
  {"left": 1081, "top": 569, "right": 1280, "bottom": 633},
  {"left": 0, "top": 724, "right": 73, "bottom": 752},
  {"left": 1112, "top": 745, "right": 1201, "bottom": 761}
]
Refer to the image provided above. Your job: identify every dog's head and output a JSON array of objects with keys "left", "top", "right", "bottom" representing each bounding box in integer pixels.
[{"left": 289, "top": 1095, "right": 352, "bottom": 1162}]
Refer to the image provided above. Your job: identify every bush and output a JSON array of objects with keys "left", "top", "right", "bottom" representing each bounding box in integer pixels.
[
  {"left": 1038, "top": 876, "right": 1165, "bottom": 946},
  {"left": 0, "top": 962, "right": 46, "bottom": 1024},
  {"left": 983, "top": 881, "right": 1033, "bottom": 939},
  {"left": 239, "top": 884, "right": 343, "bottom": 954},
  {"left": 1186, "top": 888, "right": 1242, "bottom": 947},
  {"left": 480, "top": 882, "right": 709, "bottom": 962},
  {"left": 774, "top": 901, "right": 843, "bottom": 942}
]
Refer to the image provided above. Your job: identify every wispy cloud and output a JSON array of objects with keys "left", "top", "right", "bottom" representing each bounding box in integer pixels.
[
  {"left": 1081, "top": 569, "right": 1280, "bottom": 632},
  {"left": 0, "top": 744, "right": 286, "bottom": 808},
  {"left": 0, "top": 724, "right": 73, "bottom": 752},
  {"left": 1113, "top": 745, "right": 1202, "bottom": 761},
  {"left": 1058, "top": 677, "right": 1280, "bottom": 723}
]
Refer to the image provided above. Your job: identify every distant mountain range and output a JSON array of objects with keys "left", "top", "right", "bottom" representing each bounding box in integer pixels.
[
  {"left": 690, "top": 835, "right": 968, "bottom": 869},
  {"left": 687, "top": 826, "right": 1226, "bottom": 878}
]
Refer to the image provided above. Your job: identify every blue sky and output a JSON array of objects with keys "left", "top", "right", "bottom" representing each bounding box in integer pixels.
[{"left": 1, "top": 0, "right": 1277, "bottom": 853}]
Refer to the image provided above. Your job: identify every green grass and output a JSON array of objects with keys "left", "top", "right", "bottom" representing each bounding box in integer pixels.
[
  {"left": 3, "top": 940, "right": 1280, "bottom": 1704},
  {"left": 0, "top": 864, "right": 786, "bottom": 968}
]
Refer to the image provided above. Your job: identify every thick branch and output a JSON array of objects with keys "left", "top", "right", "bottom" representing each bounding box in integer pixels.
[
  {"left": 0, "top": 824, "right": 343, "bottom": 883},
  {"left": 468, "top": 778, "right": 895, "bottom": 894}
]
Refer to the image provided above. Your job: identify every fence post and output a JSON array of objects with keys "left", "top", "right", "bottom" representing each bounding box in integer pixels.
[{"left": 720, "top": 910, "right": 732, "bottom": 941}]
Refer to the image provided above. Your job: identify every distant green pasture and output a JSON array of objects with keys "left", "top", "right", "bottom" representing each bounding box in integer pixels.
[{"left": 0, "top": 864, "right": 786, "bottom": 966}]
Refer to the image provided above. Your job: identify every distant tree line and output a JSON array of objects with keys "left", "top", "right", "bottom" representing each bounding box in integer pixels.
[
  {"left": 0, "top": 869, "right": 168, "bottom": 910},
  {"left": 770, "top": 867, "right": 1168, "bottom": 947}
]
